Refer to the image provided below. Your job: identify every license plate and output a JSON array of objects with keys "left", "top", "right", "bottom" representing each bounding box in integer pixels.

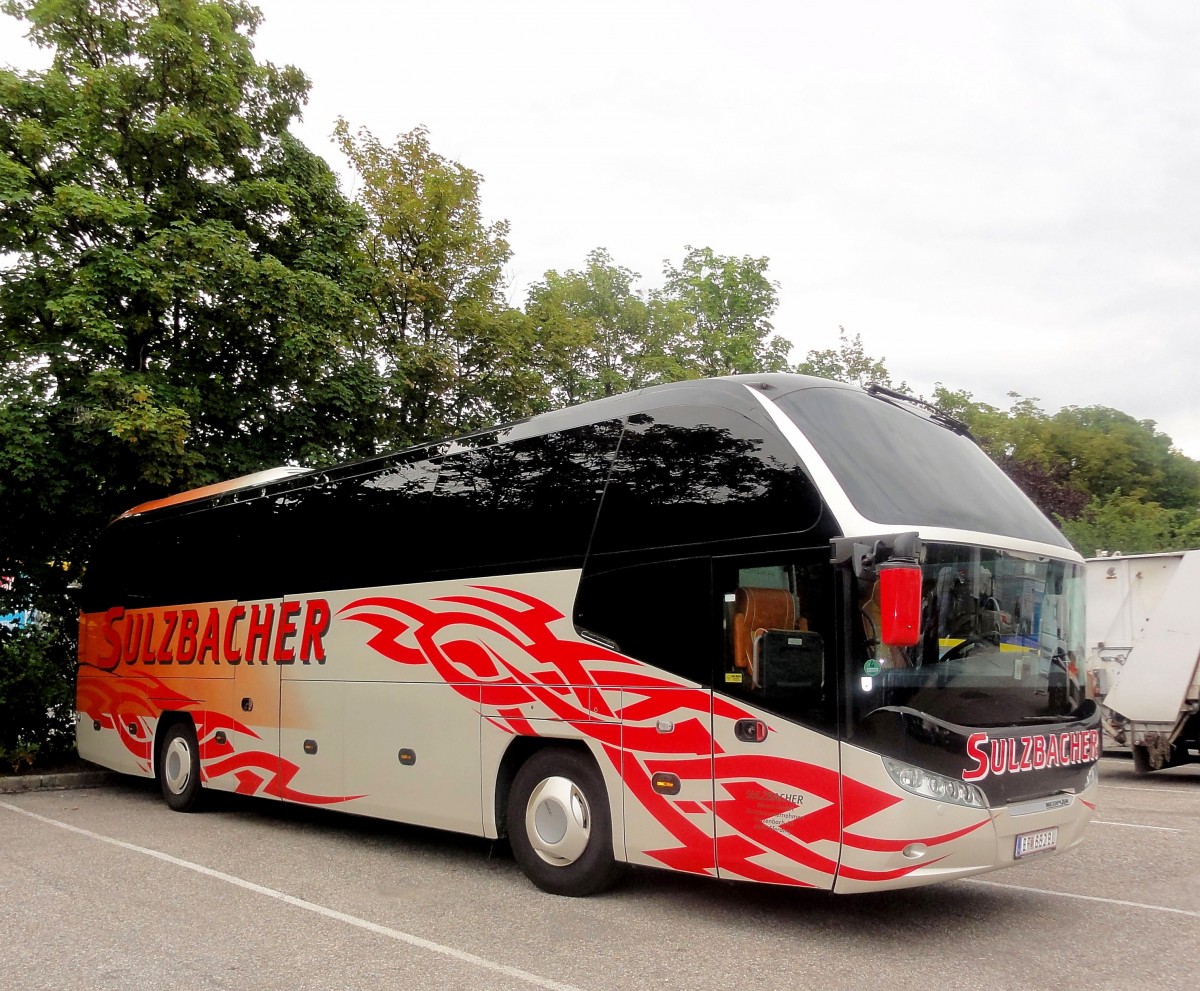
[{"left": 1015, "top": 827, "right": 1058, "bottom": 859}]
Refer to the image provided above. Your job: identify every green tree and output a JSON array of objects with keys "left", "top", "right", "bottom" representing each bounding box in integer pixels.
[
  {"left": 931, "top": 387, "right": 1200, "bottom": 548},
  {"left": 334, "top": 119, "right": 535, "bottom": 442},
  {"left": 1046, "top": 408, "right": 1200, "bottom": 554},
  {"left": 525, "top": 248, "right": 684, "bottom": 405},
  {"left": 1, "top": 1, "right": 373, "bottom": 482},
  {"left": 797, "top": 326, "right": 904, "bottom": 389},
  {"left": 661, "top": 245, "right": 790, "bottom": 377},
  {"left": 0, "top": 615, "right": 75, "bottom": 767},
  {"left": 1060, "top": 491, "right": 1200, "bottom": 557},
  {"left": 0, "top": 0, "right": 373, "bottom": 758},
  {"left": 1045, "top": 406, "right": 1200, "bottom": 511}
]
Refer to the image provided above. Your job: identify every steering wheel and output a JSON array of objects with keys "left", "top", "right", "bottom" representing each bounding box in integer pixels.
[{"left": 939, "top": 631, "right": 1000, "bottom": 662}]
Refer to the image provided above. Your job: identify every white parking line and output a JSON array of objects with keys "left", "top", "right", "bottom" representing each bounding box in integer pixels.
[
  {"left": 965, "top": 878, "right": 1200, "bottom": 918},
  {"left": 1090, "top": 819, "right": 1183, "bottom": 833},
  {"left": 1, "top": 801, "right": 587, "bottom": 991},
  {"left": 1101, "top": 782, "right": 1198, "bottom": 794}
]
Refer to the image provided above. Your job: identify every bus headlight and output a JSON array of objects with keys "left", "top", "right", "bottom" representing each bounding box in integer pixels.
[
  {"left": 883, "top": 757, "right": 987, "bottom": 809},
  {"left": 1085, "top": 763, "right": 1098, "bottom": 790}
]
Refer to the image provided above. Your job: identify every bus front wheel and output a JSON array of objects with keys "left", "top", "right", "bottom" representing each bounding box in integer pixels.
[
  {"left": 158, "top": 721, "right": 205, "bottom": 812},
  {"left": 507, "top": 748, "right": 622, "bottom": 896}
]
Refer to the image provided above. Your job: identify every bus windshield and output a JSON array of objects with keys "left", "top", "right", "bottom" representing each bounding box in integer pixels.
[
  {"left": 855, "top": 543, "right": 1087, "bottom": 732},
  {"left": 773, "top": 384, "right": 1071, "bottom": 547}
]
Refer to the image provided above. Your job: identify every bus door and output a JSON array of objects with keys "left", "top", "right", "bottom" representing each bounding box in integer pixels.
[
  {"left": 709, "top": 698, "right": 841, "bottom": 888},
  {"left": 618, "top": 685, "right": 717, "bottom": 879},
  {"left": 574, "top": 555, "right": 720, "bottom": 877},
  {"left": 711, "top": 554, "right": 842, "bottom": 890}
]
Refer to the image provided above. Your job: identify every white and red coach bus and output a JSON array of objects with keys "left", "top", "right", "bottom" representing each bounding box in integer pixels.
[{"left": 76, "top": 374, "right": 1098, "bottom": 895}]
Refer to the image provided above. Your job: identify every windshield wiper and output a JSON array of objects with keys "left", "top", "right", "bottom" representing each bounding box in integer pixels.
[{"left": 865, "top": 384, "right": 975, "bottom": 440}]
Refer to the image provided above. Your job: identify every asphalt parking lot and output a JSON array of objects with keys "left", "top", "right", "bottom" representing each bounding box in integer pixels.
[{"left": 1, "top": 756, "right": 1197, "bottom": 991}]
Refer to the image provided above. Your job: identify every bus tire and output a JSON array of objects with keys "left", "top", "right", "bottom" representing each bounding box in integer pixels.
[
  {"left": 507, "top": 748, "right": 622, "bottom": 897},
  {"left": 158, "top": 721, "right": 205, "bottom": 812}
]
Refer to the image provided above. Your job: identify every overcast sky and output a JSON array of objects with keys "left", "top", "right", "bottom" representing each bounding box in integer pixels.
[{"left": 4, "top": 2, "right": 1199, "bottom": 456}]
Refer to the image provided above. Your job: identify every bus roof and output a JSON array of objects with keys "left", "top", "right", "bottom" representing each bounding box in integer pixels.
[
  {"left": 117, "top": 466, "right": 311, "bottom": 520},
  {"left": 112, "top": 375, "right": 843, "bottom": 522}
]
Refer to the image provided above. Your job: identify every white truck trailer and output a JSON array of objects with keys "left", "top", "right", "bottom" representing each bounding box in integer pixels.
[{"left": 1086, "top": 550, "right": 1200, "bottom": 772}]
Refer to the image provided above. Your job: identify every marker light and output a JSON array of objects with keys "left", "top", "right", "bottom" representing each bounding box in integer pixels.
[{"left": 884, "top": 757, "right": 987, "bottom": 809}]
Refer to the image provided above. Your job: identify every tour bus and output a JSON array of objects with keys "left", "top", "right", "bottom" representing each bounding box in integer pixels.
[{"left": 75, "top": 374, "right": 1098, "bottom": 896}]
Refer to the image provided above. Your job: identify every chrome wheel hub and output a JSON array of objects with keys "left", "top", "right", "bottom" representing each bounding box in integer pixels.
[
  {"left": 163, "top": 736, "right": 193, "bottom": 796},
  {"left": 525, "top": 775, "right": 591, "bottom": 867}
]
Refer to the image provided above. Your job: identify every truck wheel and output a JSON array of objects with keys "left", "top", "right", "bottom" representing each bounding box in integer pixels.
[
  {"left": 1131, "top": 744, "right": 1152, "bottom": 775},
  {"left": 159, "top": 722, "right": 205, "bottom": 812},
  {"left": 507, "top": 748, "right": 623, "bottom": 896}
]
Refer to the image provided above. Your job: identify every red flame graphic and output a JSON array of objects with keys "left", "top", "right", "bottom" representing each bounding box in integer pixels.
[{"left": 341, "top": 586, "right": 983, "bottom": 885}]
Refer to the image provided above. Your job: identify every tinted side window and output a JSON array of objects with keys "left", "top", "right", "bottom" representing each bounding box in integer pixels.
[
  {"left": 167, "top": 498, "right": 282, "bottom": 603},
  {"left": 572, "top": 549, "right": 839, "bottom": 715},
  {"left": 82, "top": 497, "right": 283, "bottom": 609},
  {"left": 80, "top": 518, "right": 156, "bottom": 611},
  {"left": 573, "top": 556, "right": 714, "bottom": 685},
  {"left": 590, "top": 405, "right": 822, "bottom": 556},
  {"left": 717, "top": 551, "right": 838, "bottom": 735},
  {"left": 84, "top": 420, "right": 623, "bottom": 606},
  {"left": 425, "top": 422, "right": 621, "bottom": 579},
  {"left": 282, "top": 455, "right": 439, "bottom": 592}
]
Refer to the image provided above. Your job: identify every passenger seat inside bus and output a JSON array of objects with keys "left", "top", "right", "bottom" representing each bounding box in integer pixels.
[{"left": 732, "top": 586, "right": 815, "bottom": 690}]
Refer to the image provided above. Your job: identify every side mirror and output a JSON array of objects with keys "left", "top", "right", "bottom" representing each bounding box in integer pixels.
[{"left": 879, "top": 561, "right": 922, "bottom": 647}]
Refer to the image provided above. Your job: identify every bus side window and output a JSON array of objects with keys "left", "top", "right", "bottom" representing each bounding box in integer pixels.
[
  {"left": 573, "top": 403, "right": 824, "bottom": 687},
  {"left": 573, "top": 556, "right": 714, "bottom": 686},
  {"left": 281, "top": 454, "right": 438, "bottom": 592},
  {"left": 720, "top": 557, "right": 836, "bottom": 735},
  {"left": 82, "top": 498, "right": 275, "bottom": 610},
  {"left": 590, "top": 405, "right": 822, "bottom": 555},
  {"left": 418, "top": 422, "right": 621, "bottom": 582},
  {"left": 80, "top": 517, "right": 156, "bottom": 611}
]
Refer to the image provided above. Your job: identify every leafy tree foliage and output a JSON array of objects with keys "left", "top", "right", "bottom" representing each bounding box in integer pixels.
[
  {"left": 0, "top": 615, "right": 75, "bottom": 765},
  {"left": 334, "top": 119, "right": 538, "bottom": 443},
  {"left": 1048, "top": 406, "right": 1200, "bottom": 512},
  {"left": 932, "top": 386, "right": 1200, "bottom": 555},
  {"left": 525, "top": 244, "right": 789, "bottom": 404},
  {"left": 796, "top": 326, "right": 906, "bottom": 390},
  {"left": 1060, "top": 491, "right": 1200, "bottom": 557},
  {"left": 0, "top": 1, "right": 373, "bottom": 678},
  {"left": 525, "top": 248, "right": 684, "bottom": 405},
  {"left": 661, "top": 245, "right": 790, "bottom": 377}
]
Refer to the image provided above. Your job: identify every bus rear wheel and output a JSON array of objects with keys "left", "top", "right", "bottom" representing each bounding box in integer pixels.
[
  {"left": 507, "top": 748, "right": 622, "bottom": 897},
  {"left": 159, "top": 721, "right": 205, "bottom": 812}
]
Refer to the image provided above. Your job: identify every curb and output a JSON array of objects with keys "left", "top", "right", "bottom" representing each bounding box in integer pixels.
[{"left": 0, "top": 770, "right": 118, "bottom": 795}]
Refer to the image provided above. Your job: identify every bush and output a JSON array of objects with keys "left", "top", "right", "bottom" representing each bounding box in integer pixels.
[{"left": 0, "top": 617, "right": 77, "bottom": 771}]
